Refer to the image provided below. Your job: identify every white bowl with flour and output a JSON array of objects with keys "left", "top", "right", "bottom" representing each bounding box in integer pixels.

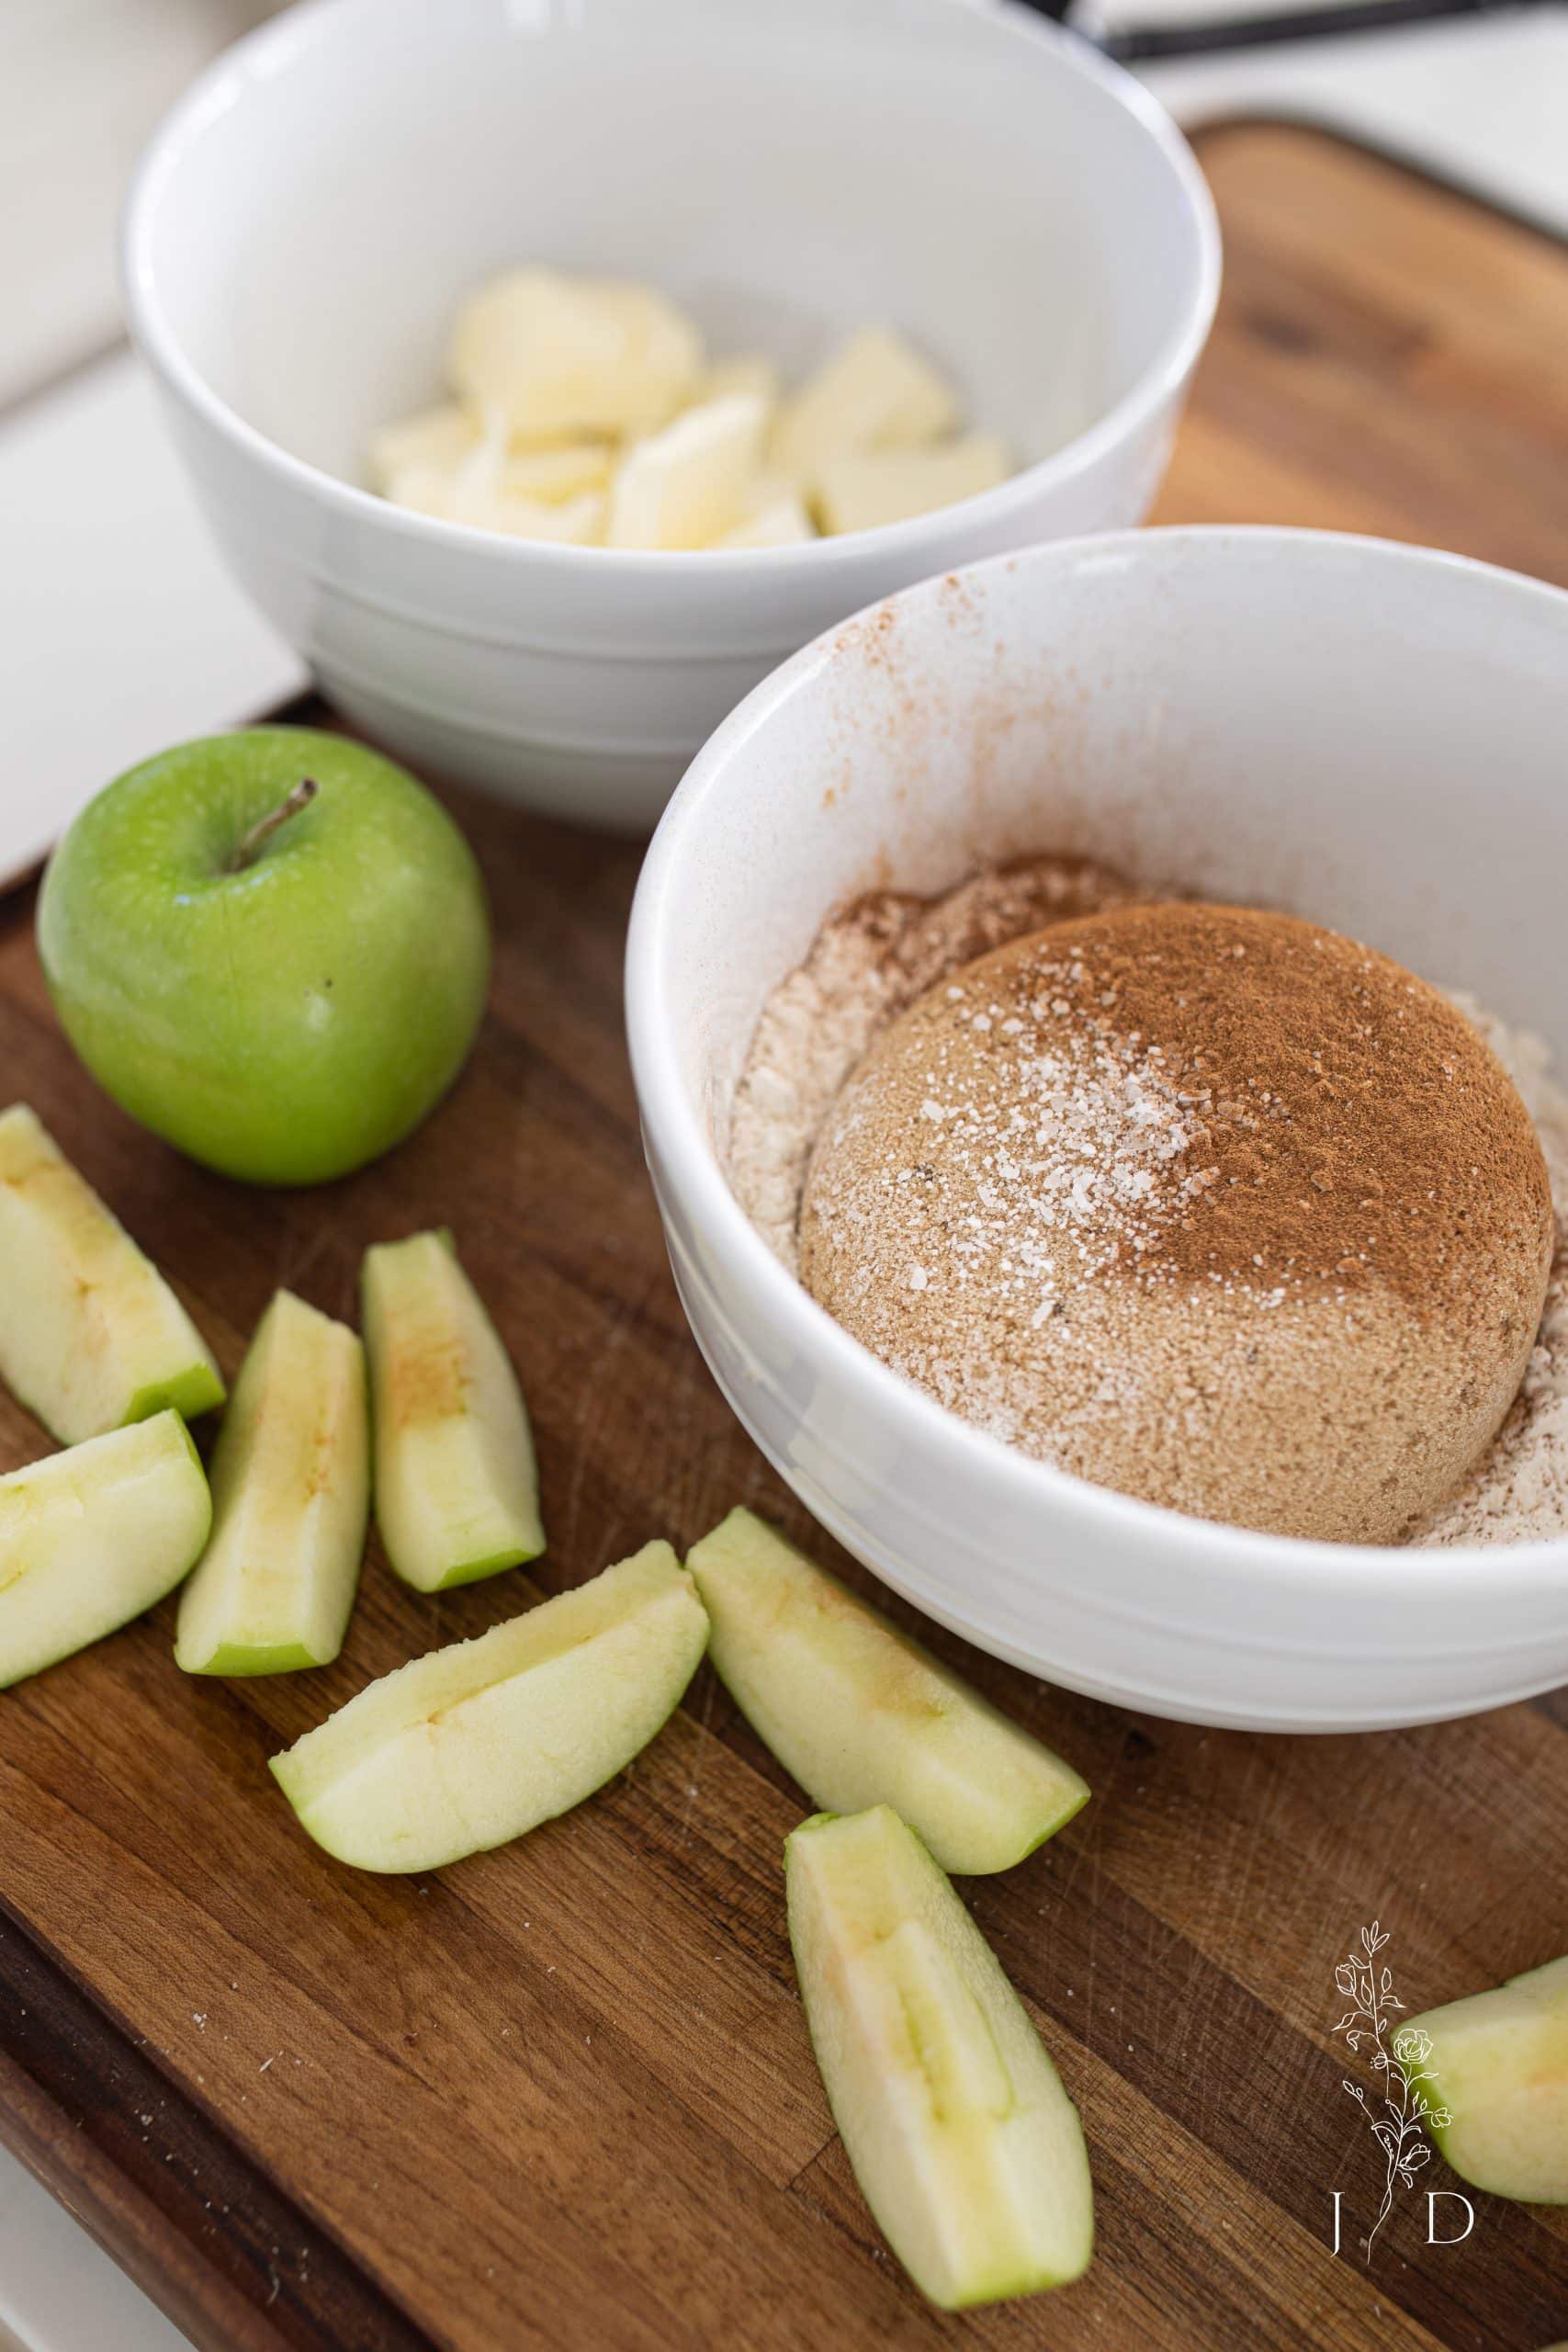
[{"left": 626, "top": 528, "right": 1568, "bottom": 1731}]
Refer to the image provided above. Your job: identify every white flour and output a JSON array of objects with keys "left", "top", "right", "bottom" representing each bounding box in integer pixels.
[
  {"left": 728, "top": 855, "right": 1145, "bottom": 1271},
  {"left": 1408, "top": 997, "right": 1568, "bottom": 1547}
]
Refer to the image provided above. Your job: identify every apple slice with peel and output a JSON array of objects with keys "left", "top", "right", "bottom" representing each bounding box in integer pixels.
[
  {"left": 1403, "top": 1952, "right": 1568, "bottom": 2202},
  {"left": 687, "top": 1509, "right": 1088, "bottom": 1873},
  {"left": 271, "top": 1541, "right": 706, "bottom": 1872},
  {"left": 0, "top": 1104, "right": 223, "bottom": 1444},
  {"left": 786, "top": 1805, "right": 1094, "bottom": 2308},
  {"left": 0, "top": 1412, "right": 211, "bottom": 1688},
  {"left": 175, "top": 1291, "right": 369, "bottom": 1676},
  {"left": 362, "top": 1230, "right": 543, "bottom": 1591}
]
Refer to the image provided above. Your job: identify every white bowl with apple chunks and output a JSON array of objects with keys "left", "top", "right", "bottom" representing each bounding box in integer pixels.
[
  {"left": 123, "top": 0, "right": 1218, "bottom": 827},
  {"left": 371, "top": 290, "right": 1010, "bottom": 550}
]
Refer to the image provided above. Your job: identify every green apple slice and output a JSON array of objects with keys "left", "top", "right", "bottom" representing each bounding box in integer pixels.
[
  {"left": 175, "top": 1290, "right": 369, "bottom": 1676},
  {"left": 1404, "top": 1952, "right": 1568, "bottom": 2202},
  {"left": 271, "top": 1540, "right": 707, "bottom": 1872},
  {"left": 687, "top": 1509, "right": 1088, "bottom": 1874},
  {"left": 362, "top": 1230, "right": 543, "bottom": 1591},
  {"left": 0, "top": 1412, "right": 212, "bottom": 1688},
  {"left": 786, "top": 1805, "right": 1094, "bottom": 2309},
  {"left": 0, "top": 1103, "right": 224, "bottom": 1444}
]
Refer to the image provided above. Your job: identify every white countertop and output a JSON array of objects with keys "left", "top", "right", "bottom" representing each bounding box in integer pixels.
[
  {"left": 0, "top": 2143, "right": 184, "bottom": 2352},
  {"left": 0, "top": 353, "right": 304, "bottom": 891},
  {"left": 1136, "top": 4, "right": 1568, "bottom": 238}
]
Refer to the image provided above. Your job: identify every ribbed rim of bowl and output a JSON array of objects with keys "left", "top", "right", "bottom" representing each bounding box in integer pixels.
[
  {"left": 120, "top": 0, "right": 1221, "bottom": 575},
  {"left": 626, "top": 523, "right": 1568, "bottom": 1591}
]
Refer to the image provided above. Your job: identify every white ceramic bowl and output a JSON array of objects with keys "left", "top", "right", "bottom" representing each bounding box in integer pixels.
[
  {"left": 627, "top": 527, "right": 1568, "bottom": 1733},
  {"left": 123, "top": 0, "right": 1218, "bottom": 831}
]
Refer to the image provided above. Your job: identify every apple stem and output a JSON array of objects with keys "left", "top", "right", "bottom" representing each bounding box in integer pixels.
[{"left": 227, "top": 777, "right": 320, "bottom": 873}]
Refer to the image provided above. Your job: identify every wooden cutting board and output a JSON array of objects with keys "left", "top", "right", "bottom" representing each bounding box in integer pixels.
[{"left": 3, "top": 124, "right": 1567, "bottom": 2352}]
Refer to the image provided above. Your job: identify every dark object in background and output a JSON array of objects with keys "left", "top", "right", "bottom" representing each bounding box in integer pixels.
[{"left": 1020, "top": 0, "right": 1548, "bottom": 66}]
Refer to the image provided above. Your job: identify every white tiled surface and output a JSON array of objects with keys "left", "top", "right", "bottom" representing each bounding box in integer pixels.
[
  {"left": 0, "top": 0, "right": 303, "bottom": 895},
  {"left": 0, "top": 353, "right": 304, "bottom": 891},
  {"left": 0, "top": 2143, "right": 185, "bottom": 2352},
  {"left": 0, "top": 0, "right": 277, "bottom": 409},
  {"left": 1136, "top": 6, "right": 1568, "bottom": 239}
]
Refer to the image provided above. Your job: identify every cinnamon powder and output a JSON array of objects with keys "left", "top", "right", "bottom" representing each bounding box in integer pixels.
[{"left": 994, "top": 902, "right": 1555, "bottom": 1311}]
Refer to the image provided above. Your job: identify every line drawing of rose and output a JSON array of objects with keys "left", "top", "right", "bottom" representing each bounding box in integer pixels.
[{"left": 1332, "top": 1922, "right": 1453, "bottom": 2261}]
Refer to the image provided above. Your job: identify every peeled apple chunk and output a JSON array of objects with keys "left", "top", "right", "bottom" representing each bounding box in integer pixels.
[
  {"left": 175, "top": 1291, "right": 369, "bottom": 1676},
  {"left": 717, "top": 492, "right": 815, "bottom": 549},
  {"left": 385, "top": 463, "right": 460, "bottom": 520},
  {"left": 368, "top": 270, "right": 999, "bottom": 545},
  {"left": 816, "top": 434, "right": 1009, "bottom": 536},
  {"left": 771, "top": 324, "right": 961, "bottom": 486},
  {"left": 606, "top": 393, "right": 767, "bottom": 549},
  {"left": 367, "top": 401, "right": 478, "bottom": 491},
  {"left": 687, "top": 1509, "right": 1087, "bottom": 1873},
  {"left": 700, "top": 353, "right": 781, "bottom": 416},
  {"left": 0, "top": 1413, "right": 212, "bottom": 1689},
  {"left": 0, "top": 1103, "right": 224, "bottom": 1443},
  {"left": 500, "top": 444, "right": 614, "bottom": 502},
  {"left": 270, "top": 1542, "right": 708, "bottom": 1872},
  {"left": 362, "top": 1230, "right": 543, "bottom": 1591},
  {"left": 1403, "top": 1953, "right": 1568, "bottom": 2201},
  {"left": 786, "top": 1806, "right": 1094, "bottom": 2309},
  {"left": 452, "top": 482, "right": 605, "bottom": 545},
  {"left": 450, "top": 267, "right": 701, "bottom": 442},
  {"left": 392, "top": 419, "right": 610, "bottom": 542}
]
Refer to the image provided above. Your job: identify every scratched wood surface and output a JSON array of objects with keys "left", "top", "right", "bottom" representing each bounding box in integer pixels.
[{"left": 2, "top": 125, "right": 1567, "bottom": 2352}]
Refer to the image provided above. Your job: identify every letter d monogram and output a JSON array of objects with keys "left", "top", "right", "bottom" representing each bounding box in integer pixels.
[{"left": 1427, "top": 2190, "right": 1475, "bottom": 2245}]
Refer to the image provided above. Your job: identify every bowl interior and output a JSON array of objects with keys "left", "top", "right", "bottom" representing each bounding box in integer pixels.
[
  {"left": 134, "top": 0, "right": 1207, "bottom": 493},
  {"left": 644, "top": 532, "right": 1568, "bottom": 1173}
]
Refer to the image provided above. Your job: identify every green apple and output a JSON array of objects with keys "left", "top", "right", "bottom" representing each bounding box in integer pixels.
[
  {"left": 362, "top": 1229, "right": 543, "bottom": 1591},
  {"left": 0, "top": 1412, "right": 211, "bottom": 1688},
  {"left": 1403, "top": 1952, "right": 1568, "bottom": 2202},
  {"left": 271, "top": 1540, "right": 707, "bottom": 1871},
  {"left": 175, "top": 1290, "right": 369, "bottom": 1676},
  {"left": 687, "top": 1509, "right": 1089, "bottom": 1874},
  {"left": 0, "top": 1103, "right": 223, "bottom": 1443},
  {"left": 786, "top": 1805, "right": 1094, "bottom": 2309},
  {"left": 37, "top": 729, "right": 490, "bottom": 1186}
]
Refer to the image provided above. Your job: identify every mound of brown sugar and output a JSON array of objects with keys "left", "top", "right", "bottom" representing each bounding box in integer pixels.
[{"left": 798, "top": 901, "right": 1554, "bottom": 1542}]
